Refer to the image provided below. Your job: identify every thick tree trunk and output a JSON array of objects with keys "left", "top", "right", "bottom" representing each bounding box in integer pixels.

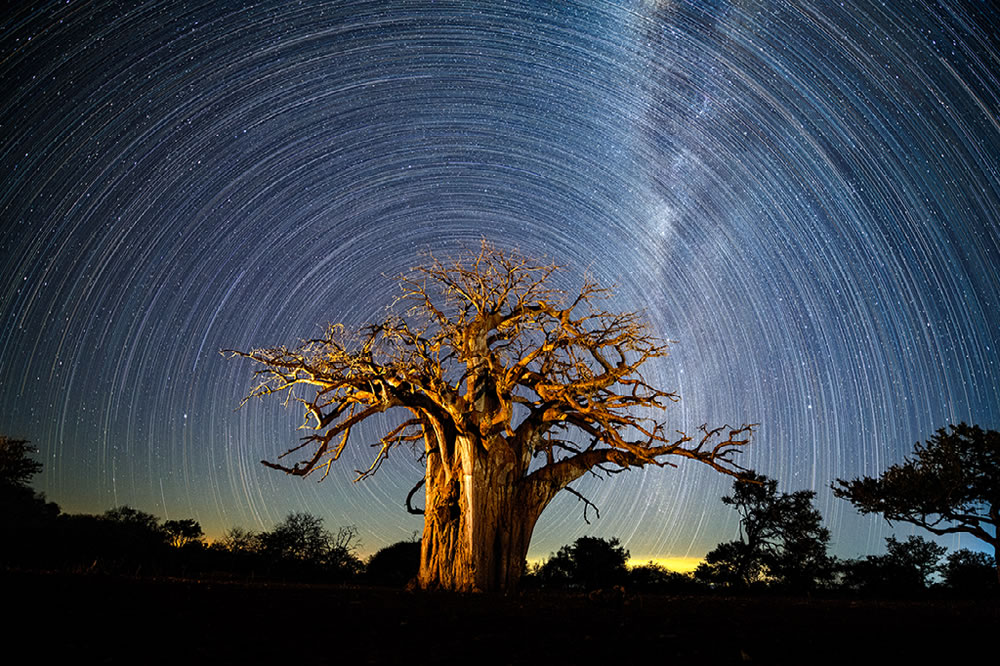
[{"left": 418, "top": 433, "right": 545, "bottom": 593}]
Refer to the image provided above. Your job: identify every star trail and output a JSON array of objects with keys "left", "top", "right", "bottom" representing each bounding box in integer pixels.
[{"left": 2, "top": 0, "right": 998, "bottom": 563}]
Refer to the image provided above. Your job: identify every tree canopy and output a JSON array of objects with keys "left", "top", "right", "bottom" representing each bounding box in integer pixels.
[
  {"left": 839, "top": 535, "right": 947, "bottom": 595},
  {"left": 0, "top": 436, "right": 43, "bottom": 490},
  {"left": 833, "top": 423, "right": 999, "bottom": 583},
  {"left": 163, "top": 518, "right": 205, "bottom": 548},
  {"left": 535, "top": 535, "right": 630, "bottom": 590},
  {"left": 365, "top": 539, "right": 421, "bottom": 587},
  {"left": 696, "top": 473, "right": 833, "bottom": 591},
  {"left": 941, "top": 548, "right": 997, "bottom": 594},
  {"left": 230, "top": 243, "right": 754, "bottom": 591}
]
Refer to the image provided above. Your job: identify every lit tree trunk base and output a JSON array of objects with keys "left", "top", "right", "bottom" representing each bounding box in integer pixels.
[{"left": 419, "top": 436, "right": 544, "bottom": 593}]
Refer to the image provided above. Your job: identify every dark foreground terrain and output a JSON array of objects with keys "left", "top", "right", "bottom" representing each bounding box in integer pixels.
[{"left": 4, "top": 570, "right": 995, "bottom": 664}]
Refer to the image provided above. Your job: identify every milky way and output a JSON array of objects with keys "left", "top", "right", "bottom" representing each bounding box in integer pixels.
[{"left": 2, "top": 0, "right": 998, "bottom": 562}]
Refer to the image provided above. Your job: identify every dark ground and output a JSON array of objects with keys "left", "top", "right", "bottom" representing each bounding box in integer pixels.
[{"left": 4, "top": 570, "right": 995, "bottom": 665}]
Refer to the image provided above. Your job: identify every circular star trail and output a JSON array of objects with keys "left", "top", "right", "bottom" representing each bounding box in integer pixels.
[{"left": 2, "top": 0, "right": 998, "bottom": 563}]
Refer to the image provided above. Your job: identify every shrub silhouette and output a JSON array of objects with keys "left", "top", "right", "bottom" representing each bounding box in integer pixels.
[
  {"left": 941, "top": 548, "right": 997, "bottom": 595},
  {"left": 839, "top": 535, "right": 946, "bottom": 596},
  {"left": 366, "top": 539, "right": 421, "bottom": 587},
  {"left": 628, "top": 562, "right": 705, "bottom": 593},
  {"left": 537, "top": 536, "right": 629, "bottom": 590}
]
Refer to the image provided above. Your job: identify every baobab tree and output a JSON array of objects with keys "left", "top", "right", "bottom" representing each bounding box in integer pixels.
[{"left": 230, "top": 243, "right": 753, "bottom": 592}]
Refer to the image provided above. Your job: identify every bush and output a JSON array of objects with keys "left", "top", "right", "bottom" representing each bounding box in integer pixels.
[
  {"left": 629, "top": 562, "right": 706, "bottom": 593},
  {"left": 941, "top": 549, "right": 997, "bottom": 595},
  {"left": 366, "top": 539, "right": 421, "bottom": 587},
  {"left": 536, "top": 536, "right": 629, "bottom": 590}
]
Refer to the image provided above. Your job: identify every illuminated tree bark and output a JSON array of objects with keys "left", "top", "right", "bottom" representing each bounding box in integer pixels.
[{"left": 230, "top": 242, "right": 753, "bottom": 592}]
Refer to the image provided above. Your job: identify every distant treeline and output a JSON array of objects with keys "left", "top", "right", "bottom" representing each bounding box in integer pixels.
[
  {"left": 0, "top": 437, "right": 378, "bottom": 583},
  {"left": 1, "top": 435, "right": 995, "bottom": 596},
  {"left": 0, "top": 495, "right": 367, "bottom": 583},
  {"left": 523, "top": 534, "right": 997, "bottom": 598}
]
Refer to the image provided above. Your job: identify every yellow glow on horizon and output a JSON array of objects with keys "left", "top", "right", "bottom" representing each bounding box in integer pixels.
[
  {"left": 525, "top": 556, "right": 703, "bottom": 574},
  {"left": 628, "top": 556, "right": 702, "bottom": 574}
]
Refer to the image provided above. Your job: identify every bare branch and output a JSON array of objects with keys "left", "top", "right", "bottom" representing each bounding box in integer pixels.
[
  {"left": 406, "top": 479, "right": 426, "bottom": 515},
  {"left": 230, "top": 242, "right": 754, "bottom": 523},
  {"left": 565, "top": 485, "right": 601, "bottom": 525}
]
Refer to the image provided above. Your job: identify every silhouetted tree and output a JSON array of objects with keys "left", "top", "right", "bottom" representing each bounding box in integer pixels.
[
  {"left": 366, "top": 539, "right": 421, "bottom": 587},
  {"left": 163, "top": 518, "right": 204, "bottom": 548},
  {"left": 628, "top": 562, "right": 705, "bottom": 593},
  {"left": 0, "top": 436, "right": 43, "bottom": 489},
  {"left": 839, "top": 535, "right": 946, "bottom": 595},
  {"left": 260, "top": 512, "right": 331, "bottom": 564},
  {"left": 230, "top": 243, "right": 754, "bottom": 592},
  {"left": 96, "top": 506, "right": 167, "bottom": 570},
  {"left": 696, "top": 473, "right": 834, "bottom": 591},
  {"left": 537, "top": 536, "right": 630, "bottom": 590},
  {"left": 102, "top": 505, "right": 163, "bottom": 534},
  {"left": 213, "top": 526, "right": 261, "bottom": 553},
  {"left": 885, "top": 535, "right": 946, "bottom": 587},
  {"left": 833, "top": 423, "right": 1000, "bottom": 583},
  {"left": 941, "top": 548, "right": 997, "bottom": 595},
  {"left": 532, "top": 546, "right": 575, "bottom": 588},
  {"left": 257, "top": 513, "right": 361, "bottom": 581},
  {"left": 0, "top": 436, "right": 60, "bottom": 566},
  {"left": 327, "top": 524, "right": 364, "bottom": 576},
  {"left": 206, "top": 526, "right": 264, "bottom": 578},
  {"left": 0, "top": 437, "right": 58, "bottom": 518},
  {"left": 696, "top": 540, "right": 757, "bottom": 588},
  {"left": 768, "top": 492, "right": 837, "bottom": 592}
]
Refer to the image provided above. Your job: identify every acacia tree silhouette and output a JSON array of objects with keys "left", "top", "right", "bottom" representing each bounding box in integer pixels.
[
  {"left": 834, "top": 423, "right": 1000, "bottom": 584},
  {"left": 696, "top": 473, "right": 833, "bottom": 591}
]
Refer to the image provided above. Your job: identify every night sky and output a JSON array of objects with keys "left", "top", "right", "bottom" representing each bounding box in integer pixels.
[{"left": 2, "top": 0, "right": 998, "bottom": 565}]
